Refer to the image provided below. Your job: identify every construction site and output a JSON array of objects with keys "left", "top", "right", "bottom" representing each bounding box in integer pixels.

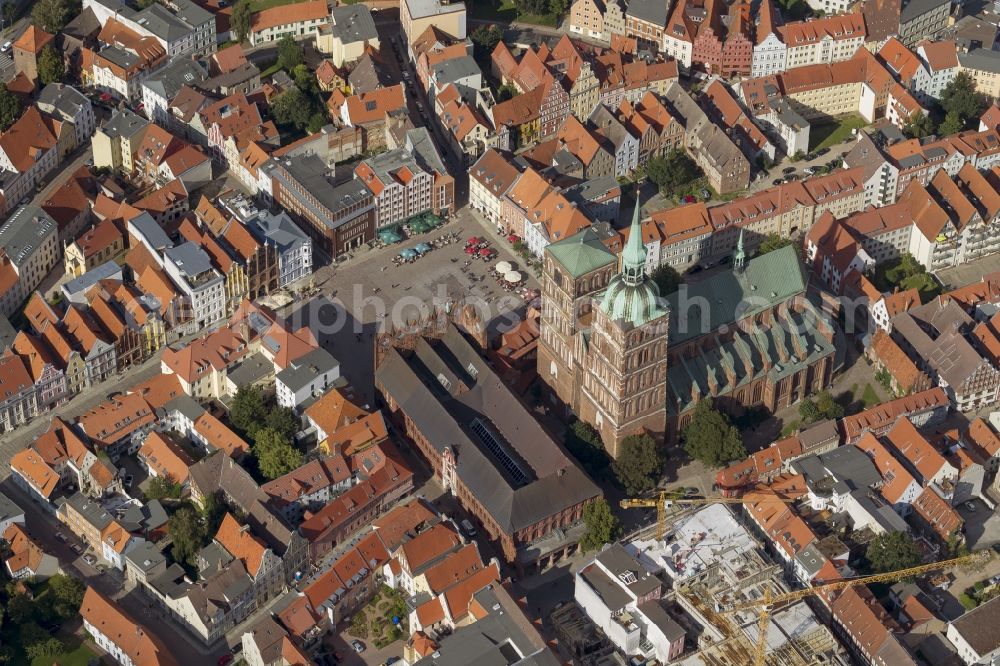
[{"left": 624, "top": 504, "right": 848, "bottom": 666}]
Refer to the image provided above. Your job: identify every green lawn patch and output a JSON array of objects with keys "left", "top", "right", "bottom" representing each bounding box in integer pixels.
[
  {"left": 809, "top": 115, "right": 867, "bottom": 153},
  {"left": 31, "top": 642, "right": 96, "bottom": 666},
  {"left": 861, "top": 383, "right": 881, "bottom": 408},
  {"left": 469, "top": 0, "right": 559, "bottom": 26}
]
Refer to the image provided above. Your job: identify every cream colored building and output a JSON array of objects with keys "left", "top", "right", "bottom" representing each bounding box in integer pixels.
[
  {"left": 569, "top": 0, "right": 605, "bottom": 40},
  {"left": 325, "top": 4, "right": 380, "bottom": 67},
  {"left": 401, "top": 0, "right": 466, "bottom": 46},
  {"left": 959, "top": 49, "right": 1000, "bottom": 100},
  {"left": 92, "top": 109, "right": 149, "bottom": 176}
]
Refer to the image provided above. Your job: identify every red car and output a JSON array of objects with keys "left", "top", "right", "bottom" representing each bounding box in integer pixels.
[
  {"left": 682, "top": 195, "right": 696, "bottom": 203},
  {"left": 217, "top": 655, "right": 233, "bottom": 666}
]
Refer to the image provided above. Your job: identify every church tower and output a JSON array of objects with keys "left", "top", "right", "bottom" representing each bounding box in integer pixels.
[{"left": 579, "top": 199, "right": 670, "bottom": 457}]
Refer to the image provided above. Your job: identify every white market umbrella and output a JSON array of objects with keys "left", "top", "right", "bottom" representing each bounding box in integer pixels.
[
  {"left": 495, "top": 260, "right": 512, "bottom": 274},
  {"left": 505, "top": 271, "right": 522, "bottom": 284}
]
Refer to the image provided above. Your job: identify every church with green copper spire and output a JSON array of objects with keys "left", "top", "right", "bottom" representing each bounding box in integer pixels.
[{"left": 537, "top": 194, "right": 670, "bottom": 458}]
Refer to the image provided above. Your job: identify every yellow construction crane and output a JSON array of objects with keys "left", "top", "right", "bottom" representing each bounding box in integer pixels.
[
  {"left": 724, "top": 549, "right": 991, "bottom": 666},
  {"left": 620, "top": 492, "right": 797, "bottom": 540}
]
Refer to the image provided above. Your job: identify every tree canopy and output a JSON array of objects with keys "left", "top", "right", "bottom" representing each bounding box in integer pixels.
[
  {"left": 757, "top": 234, "right": 794, "bottom": 256},
  {"left": 230, "top": 385, "right": 267, "bottom": 438},
  {"left": 940, "top": 71, "right": 986, "bottom": 133},
  {"left": 169, "top": 506, "right": 207, "bottom": 566},
  {"left": 0, "top": 84, "right": 20, "bottom": 132},
  {"left": 253, "top": 427, "right": 303, "bottom": 479},
  {"left": 612, "top": 433, "right": 664, "bottom": 495},
  {"left": 47, "top": 574, "right": 85, "bottom": 619},
  {"left": 682, "top": 399, "right": 747, "bottom": 467},
  {"left": 470, "top": 25, "right": 502, "bottom": 63},
  {"left": 873, "top": 253, "right": 943, "bottom": 303},
  {"left": 866, "top": 531, "right": 921, "bottom": 573},
  {"left": 646, "top": 150, "right": 701, "bottom": 197},
  {"left": 650, "top": 264, "right": 682, "bottom": 295},
  {"left": 903, "top": 111, "right": 935, "bottom": 139},
  {"left": 564, "top": 419, "right": 611, "bottom": 480},
  {"left": 32, "top": 0, "right": 79, "bottom": 33},
  {"left": 277, "top": 36, "right": 305, "bottom": 72},
  {"left": 798, "top": 390, "right": 843, "bottom": 423},
  {"left": 232, "top": 0, "right": 252, "bottom": 43},
  {"left": 146, "top": 474, "right": 183, "bottom": 500},
  {"left": 271, "top": 89, "right": 314, "bottom": 131},
  {"left": 38, "top": 45, "right": 64, "bottom": 86},
  {"left": 266, "top": 405, "right": 300, "bottom": 441},
  {"left": 581, "top": 498, "right": 620, "bottom": 551}
]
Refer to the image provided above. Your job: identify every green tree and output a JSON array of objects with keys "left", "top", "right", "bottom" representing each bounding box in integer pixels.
[
  {"left": 496, "top": 82, "right": 518, "bottom": 102},
  {"left": 230, "top": 385, "right": 267, "bottom": 438},
  {"left": 2, "top": 3, "right": 15, "bottom": 27},
  {"left": 146, "top": 474, "right": 183, "bottom": 500},
  {"left": 7, "top": 593, "right": 34, "bottom": 624},
  {"left": 650, "top": 264, "right": 682, "bottom": 295},
  {"left": 815, "top": 390, "right": 844, "bottom": 419},
  {"left": 307, "top": 112, "right": 328, "bottom": 134},
  {"left": 938, "top": 109, "right": 965, "bottom": 136},
  {"left": 903, "top": 111, "right": 935, "bottom": 139},
  {"left": 169, "top": 506, "right": 207, "bottom": 566},
  {"left": 798, "top": 398, "right": 821, "bottom": 423},
  {"left": 266, "top": 405, "right": 300, "bottom": 440},
  {"left": 549, "top": 0, "right": 568, "bottom": 17},
  {"left": 757, "top": 234, "right": 793, "bottom": 255},
  {"left": 271, "top": 88, "right": 313, "bottom": 130},
  {"left": 646, "top": 150, "right": 701, "bottom": 197},
  {"left": 941, "top": 71, "right": 986, "bottom": 130},
  {"left": 32, "top": 0, "right": 77, "bottom": 33},
  {"left": 612, "top": 433, "right": 664, "bottom": 495},
  {"left": 135, "top": 0, "right": 156, "bottom": 7},
  {"left": 292, "top": 63, "right": 318, "bottom": 95},
  {"left": 470, "top": 25, "right": 502, "bottom": 63},
  {"left": 581, "top": 498, "right": 620, "bottom": 551},
  {"left": 231, "top": 0, "right": 252, "bottom": 43},
  {"left": 201, "top": 491, "right": 226, "bottom": 538},
  {"left": 866, "top": 531, "right": 921, "bottom": 573},
  {"left": 25, "top": 637, "right": 63, "bottom": 660},
  {"left": 564, "top": 419, "right": 610, "bottom": 479},
  {"left": 37, "top": 45, "right": 64, "bottom": 86},
  {"left": 0, "top": 84, "right": 21, "bottom": 132},
  {"left": 19, "top": 622, "right": 49, "bottom": 650},
  {"left": 253, "top": 427, "right": 303, "bottom": 479},
  {"left": 48, "top": 574, "right": 85, "bottom": 619},
  {"left": 682, "top": 399, "right": 747, "bottom": 467},
  {"left": 277, "top": 36, "right": 305, "bottom": 71}
]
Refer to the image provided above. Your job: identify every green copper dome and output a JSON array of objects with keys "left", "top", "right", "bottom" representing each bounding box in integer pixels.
[{"left": 599, "top": 195, "right": 669, "bottom": 327}]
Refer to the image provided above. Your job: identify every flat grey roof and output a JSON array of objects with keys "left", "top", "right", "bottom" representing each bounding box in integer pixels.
[
  {"left": 626, "top": 0, "right": 669, "bottom": 27},
  {"left": 165, "top": 241, "right": 215, "bottom": 278},
  {"left": 37, "top": 84, "right": 90, "bottom": 118},
  {"left": 269, "top": 155, "right": 374, "bottom": 229},
  {"left": 404, "top": 0, "right": 466, "bottom": 20},
  {"left": 900, "top": 0, "right": 949, "bottom": 24},
  {"left": 143, "top": 57, "right": 207, "bottom": 100},
  {"left": 959, "top": 48, "right": 1000, "bottom": 74},
  {"left": 61, "top": 261, "right": 123, "bottom": 298},
  {"left": 244, "top": 210, "right": 310, "bottom": 254},
  {"left": 0, "top": 490, "right": 22, "bottom": 523},
  {"left": 0, "top": 206, "right": 56, "bottom": 268},
  {"left": 330, "top": 4, "right": 378, "bottom": 43},
  {"left": 128, "top": 211, "right": 173, "bottom": 251},
  {"left": 104, "top": 109, "right": 148, "bottom": 139},
  {"left": 275, "top": 347, "right": 340, "bottom": 393}
]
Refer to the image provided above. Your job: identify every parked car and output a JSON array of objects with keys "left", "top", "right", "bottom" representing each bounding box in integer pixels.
[
  {"left": 71, "top": 544, "right": 82, "bottom": 555},
  {"left": 782, "top": 166, "right": 796, "bottom": 174},
  {"left": 803, "top": 167, "right": 816, "bottom": 176},
  {"left": 460, "top": 519, "right": 477, "bottom": 537},
  {"left": 217, "top": 655, "right": 233, "bottom": 666},
  {"left": 125, "top": 475, "right": 134, "bottom": 487},
  {"left": 965, "top": 501, "right": 977, "bottom": 512},
  {"left": 1, "top": 42, "right": 11, "bottom": 53},
  {"left": 387, "top": 658, "right": 401, "bottom": 665},
  {"left": 989, "top": 575, "right": 1000, "bottom": 586},
  {"left": 772, "top": 179, "right": 783, "bottom": 186},
  {"left": 352, "top": 640, "right": 365, "bottom": 653},
  {"left": 55, "top": 532, "right": 66, "bottom": 542},
  {"left": 83, "top": 554, "right": 96, "bottom": 565},
  {"left": 816, "top": 147, "right": 830, "bottom": 156},
  {"left": 699, "top": 188, "right": 711, "bottom": 200}
]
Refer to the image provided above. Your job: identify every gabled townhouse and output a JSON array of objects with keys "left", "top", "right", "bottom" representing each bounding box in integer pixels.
[
  {"left": 853, "top": 431, "right": 922, "bottom": 515},
  {"left": 198, "top": 93, "right": 279, "bottom": 170},
  {"left": 662, "top": 81, "right": 750, "bottom": 194},
  {"left": 587, "top": 105, "right": 639, "bottom": 177},
  {"left": 57, "top": 492, "right": 138, "bottom": 569},
  {"left": 780, "top": 14, "right": 867, "bottom": 71},
  {"left": 81, "top": 587, "right": 178, "bottom": 666},
  {"left": 42, "top": 165, "right": 99, "bottom": 245},
  {"left": 141, "top": 57, "right": 209, "bottom": 126},
  {"left": 138, "top": 431, "right": 194, "bottom": 487},
  {"left": 64, "top": 218, "right": 125, "bottom": 277},
  {"left": 303, "top": 385, "right": 388, "bottom": 456},
  {"left": 624, "top": 0, "right": 669, "bottom": 55},
  {"left": 78, "top": 391, "right": 157, "bottom": 460},
  {"left": 469, "top": 149, "right": 522, "bottom": 228},
  {"left": 523, "top": 114, "right": 615, "bottom": 180},
  {"left": 841, "top": 387, "right": 950, "bottom": 445},
  {"left": 10, "top": 331, "right": 68, "bottom": 410},
  {"left": 354, "top": 129, "right": 455, "bottom": 228},
  {"left": 883, "top": 416, "right": 959, "bottom": 489},
  {"left": 911, "top": 485, "right": 963, "bottom": 545},
  {"left": 328, "top": 84, "right": 407, "bottom": 153},
  {"left": 0, "top": 353, "right": 40, "bottom": 433},
  {"left": 261, "top": 455, "right": 352, "bottom": 524},
  {"left": 890, "top": 298, "right": 1000, "bottom": 412},
  {"left": 615, "top": 91, "right": 685, "bottom": 168},
  {"left": 3, "top": 523, "right": 58, "bottom": 580},
  {"left": 0, "top": 109, "right": 63, "bottom": 213},
  {"left": 204, "top": 513, "right": 286, "bottom": 606},
  {"left": 383, "top": 521, "right": 463, "bottom": 596},
  {"left": 966, "top": 417, "right": 1000, "bottom": 472},
  {"left": 85, "top": 18, "right": 168, "bottom": 101},
  {"left": 751, "top": 0, "right": 785, "bottom": 78},
  {"left": 83, "top": 0, "right": 216, "bottom": 58},
  {"left": 689, "top": 0, "right": 753, "bottom": 78},
  {"left": 219, "top": 191, "right": 313, "bottom": 288},
  {"left": 37, "top": 84, "right": 97, "bottom": 151},
  {"left": 248, "top": 0, "right": 329, "bottom": 46},
  {"left": 701, "top": 79, "right": 776, "bottom": 163}
]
